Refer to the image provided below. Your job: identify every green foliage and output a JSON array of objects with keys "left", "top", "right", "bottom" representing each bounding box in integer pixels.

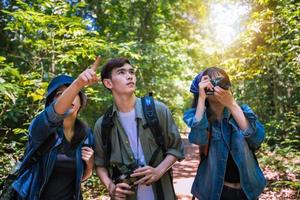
[
  {"left": 0, "top": 0, "right": 299, "bottom": 198},
  {"left": 220, "top": 0, "right": 300, "bottom": 150},
  {"left": 270, "top": 181, "right": 300, "bottom": 191},
  {"left": 0, "top": 0, "right": 197, "bottom": 194}
]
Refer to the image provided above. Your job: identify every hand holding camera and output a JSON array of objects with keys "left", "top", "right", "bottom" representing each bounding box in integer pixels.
[
  {"left": 109, "top": 163, "right": 142, "bottom": 200},
  {"left": 113, "top": 163, "right": 142, "bottom": 188},
  {"left": 214, "top": 86, "right": 237, "bottom": 108},
  {"left": 198, "top": 75, "right": 235, "bottom": 107},
  {"left": 198, "top": 75, "right": 214, "bottom": 99},
  {"left": 130, "top": 165, "right": 162, "bottom": 186},
  {"left": 109, "top": 182, "right": 134, "bottom": 200},
  {"left": 199, "top": 75, "right": 231, "bottom": 96}
]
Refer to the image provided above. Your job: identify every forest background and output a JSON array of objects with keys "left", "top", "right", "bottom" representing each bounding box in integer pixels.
[{"left": 0, "top": 0, "right": 299, "bottom": 199}]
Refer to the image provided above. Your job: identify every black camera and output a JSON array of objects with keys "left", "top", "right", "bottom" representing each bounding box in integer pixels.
[
  {"left": 205, "top": 77, "right": 231, "bottom": 95},
  {"left": 112, "top": 163, "right": 143, "bottom": 187}
]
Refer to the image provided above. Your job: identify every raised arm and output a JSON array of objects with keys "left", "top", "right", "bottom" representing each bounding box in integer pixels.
[
  {"left": 29, "top": 57, "right": 100, "bottom": 148},
  {"left": 54, "top": 56, "right": 100, "bottom": 115}
]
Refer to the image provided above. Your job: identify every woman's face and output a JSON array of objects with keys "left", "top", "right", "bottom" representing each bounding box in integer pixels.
[{"left": 54, "top": 85, "right": 81, "bottom": 116}]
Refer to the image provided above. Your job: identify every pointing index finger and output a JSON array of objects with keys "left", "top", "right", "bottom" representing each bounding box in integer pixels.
[{"left": 91, "top": 56, "right": 101, "bottom": 71}]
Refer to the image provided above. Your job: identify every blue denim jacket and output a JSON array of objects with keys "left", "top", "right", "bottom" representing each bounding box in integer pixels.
[
  {"left": 12, "top": 103, "right": 94, "bottom": 200},
  {"left": 183, "top": 104, "right": 266, "bottom": 200}
]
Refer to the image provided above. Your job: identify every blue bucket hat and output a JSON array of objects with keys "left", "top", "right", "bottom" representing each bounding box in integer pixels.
[
  {"left": 45, "top": 75, "right": 87, "bottom": 109},
  {"left": 190, "top": 71, "right": 204, "bottom": 94}
]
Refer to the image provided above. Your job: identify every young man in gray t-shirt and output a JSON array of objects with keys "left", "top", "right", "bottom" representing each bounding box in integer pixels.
[{"left": 94, "top": 58, "right": 184, "bottom": 200}]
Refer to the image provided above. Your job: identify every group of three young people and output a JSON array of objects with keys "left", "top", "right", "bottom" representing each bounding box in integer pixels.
[{"left": 13, "top": 57, "right": 266, "bottom": 200}]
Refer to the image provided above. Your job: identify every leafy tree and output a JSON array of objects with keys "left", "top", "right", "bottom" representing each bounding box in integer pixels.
[{"left": 221, "top": 0, "right": 300, "bottom": 149}]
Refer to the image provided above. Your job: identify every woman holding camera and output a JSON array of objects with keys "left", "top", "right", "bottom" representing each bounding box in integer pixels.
[
  {"left": 12, "top": 58, "right": 100, "bottom": 200},
  {"left": 183, "top": 67, "right": 266, "bottom": 200}
]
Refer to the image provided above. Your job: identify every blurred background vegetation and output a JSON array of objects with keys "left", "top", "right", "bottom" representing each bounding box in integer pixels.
[{"left": 0, "top": 0, "right": 299, "bottom": 199}]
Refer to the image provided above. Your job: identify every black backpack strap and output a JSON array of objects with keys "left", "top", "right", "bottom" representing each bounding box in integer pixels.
[{"left": 101, "top": 106, "right": 114, "bottom": 168}]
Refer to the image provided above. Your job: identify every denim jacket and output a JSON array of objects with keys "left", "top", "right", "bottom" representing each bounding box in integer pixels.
[
  {"left": 12, "top": 103, "right": 94, "bottom": 200},
  {"left": 183, "top": 104, "right": 266, "bottom": 200}
]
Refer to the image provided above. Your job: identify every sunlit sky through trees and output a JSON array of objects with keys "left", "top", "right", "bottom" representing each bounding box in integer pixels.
[{"left": 202, "top": 1, "right": 250, "bottom": 54}]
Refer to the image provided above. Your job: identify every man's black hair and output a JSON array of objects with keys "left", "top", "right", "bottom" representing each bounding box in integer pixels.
[{"left": 101, "top": 58, "right": 131, "bottom": 81}]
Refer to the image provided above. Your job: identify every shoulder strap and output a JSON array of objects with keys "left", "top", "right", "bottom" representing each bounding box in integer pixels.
[
  {"left": 141, "top": 93, "right": 166, "bottom": 155},
  {"left": 101, "top": 106, "right": 114, "bottom": 167}
]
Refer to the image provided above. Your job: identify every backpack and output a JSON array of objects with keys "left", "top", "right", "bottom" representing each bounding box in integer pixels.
[
  {"left": 0, "top": 134, "right": 56, "bottom": 200},
  {"left": 0, "top": 128, "right": 93, "bottom": 200},
  {"left": 101, "top": 93, "right": 174, "bottom": 200}
]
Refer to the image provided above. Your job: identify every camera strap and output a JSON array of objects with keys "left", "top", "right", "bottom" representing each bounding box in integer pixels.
[{"left": 136, "top": 120, "right": 141, "bottom": 166}]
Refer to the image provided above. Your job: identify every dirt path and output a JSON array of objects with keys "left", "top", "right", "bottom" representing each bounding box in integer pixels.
[{"left": 173, "top": 138, "right": 199, "bottom": 199}]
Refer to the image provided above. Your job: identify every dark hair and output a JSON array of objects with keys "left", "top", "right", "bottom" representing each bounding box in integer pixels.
[
  {"left": 191, "top": 66, "right": 231, "bottom": 122},
  {"left": 71, "top": 119, "right": 88, "bottom": 148},
  {"left": 191, "top": 94, "right": 214, "bottom": 122},
  {"left": 101, "top": 58, "right": 131, "bottom": 81},
  {"left": 202, "top": 66, "right": 231, "bottom": 85},
  {"left": 69, "top": 93, "right": 88, "bottom": 147}
]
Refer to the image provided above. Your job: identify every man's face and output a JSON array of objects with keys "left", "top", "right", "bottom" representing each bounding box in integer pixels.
[{"left": 105, "top": 63, "right": 136, "bottom": 95}]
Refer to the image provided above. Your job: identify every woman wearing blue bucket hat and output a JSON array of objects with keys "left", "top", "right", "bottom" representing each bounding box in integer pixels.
[
  {"left": 11, "top": 57, "right": 101, "bottom": 200},
  {"left": 183, "top": 67, "right": 266, "bottom": 200}
]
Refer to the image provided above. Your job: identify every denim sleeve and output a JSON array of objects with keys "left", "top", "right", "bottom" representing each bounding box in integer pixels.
[
  {"left": 183, "top": 108, "right": 209, "bottom": 145},
  {"left": 240, "top": 104, "right": 265, "bottom": 150},
  {"left": 29, "top": 102, "right": 64, "bottom": 148}
]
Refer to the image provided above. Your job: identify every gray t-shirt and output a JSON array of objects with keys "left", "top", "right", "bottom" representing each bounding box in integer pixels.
[{"left": 118, "top": 109, "right": 154, "bottom": 200}]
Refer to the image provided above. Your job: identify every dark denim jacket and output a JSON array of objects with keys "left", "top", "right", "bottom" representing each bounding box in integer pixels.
[
  {"left": 183, "top": 104, "right": 266, "bottom": 200},
  {"left": 12, "top": 103, "right": 94, "bottom": 200}
]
